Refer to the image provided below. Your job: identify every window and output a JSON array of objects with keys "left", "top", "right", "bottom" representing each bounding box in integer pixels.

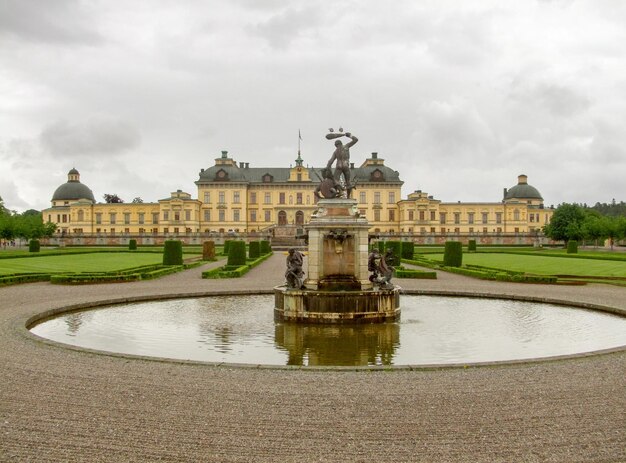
[
  {"left": 163, "top": 211, "right": 169, "bottom": 221},
  {"left": 77, "top": 210, "right": 84, "bottom": 221},
  {"left": 482, "top": 212, "right": 488, "bottom": 224},
  {"left": 110, "top": 228, "right": 115, "bottom": 235},
  {"left": 233, "top": 191, "right": 240, "bottom": 203},
  {"left": 185, "top": 210, "right": 191, "bottom": 221},
  {"left": 388, "top": 192, "right": 395, "bottom": 204},
  {"left": 359, "top": 191, "right": 366, "bottom": 204},
  {"left": 530, "top": 214, "right": 535, "bottom": 223},
  {"left": 468, "top": 212, "right": 474, "bottom": 224},
  {"left": 296, "top": 193, "right": 303, "bottom": 204},
  {"left": 483, "top": 227, "right": 488, "bottom": 234},
  {"left": 496, "top": 212, "right": 502, "bottom": 224},
  {"left": 219, "top": 210, "right": 225, "bottom": 222},
  {"left": 109, "top": 213, "right": 116, "bottom": 224},
  {"left": 124, "top": 213, "right": 130, "bottom": 225},
  {"left": 374, "top": 192, "right": 381, "bottom": 204},
  {"left": 124, "top": 228, "right": 130, "bottom": 234},
  {"left": 388, "top": 210, "right": 395, "bottom": 221},
  {"left": 430, "top": 211, "right": 436, "bottom": 221},
  {"left": 139, "top": 228, "right": 145, "bottom": 234},
  {"left": 454, "top": 212, "right": 460, "bottom": 224},
  {"left": 203, "top": 192, "right": 210, "bottom": 203},
  {"left": 163, "top": 228, "right": 169, "bottom": 234},
  {"left": 174, "top": 212, "right": 180, "bottom": 221},
  {"left": 419, "top": 210, "right": 424, "bottom": 221},
  {"left": 430, "top": 227, "right": 436, "bottom": 233},
  {"left": 409, "top": 210, "right": 414, "bottom": 221},
  {"left": 264, "top": 192, "right": 271, "bottom": 204},
  {"left": 219, "top": 191, "right": 225, "bottom": 204},
  {"left": 152, "top": 213, "right": 159, "bottom": 224},
  {"left": 513, "top": 209, "right": 520, "bottom": 221},
  {"left": 279, "top": 192, "right": 286, "bottom": 204},
  {"left": 138, "top": 213, "right": 144, "bottom": 224},
  {"left": 250, "top": 210, "right": 257, "bottom": 222},
  {"left": 264, "top": 210, "right": 271, "bottom": 222},
  {"left": 297, "top": 173, "right": 302, "bottom": 182},
  {"left": 250, "top": 192, "right": 257, "bottom": 204},
  {"left": 439, "top": 213, "right": 446, "bottom": 224},
  {"left": 374, "top": 210, "right": 381, "bottom": 221},
  {"left": 95, "top": 213, "right": 102, "bottom": 225},
  {"left": 233, "top": 210, "right": 240, "bottom": 221},
  {"left": 204, "top": 210, "right": 210, "bottom": 221}
]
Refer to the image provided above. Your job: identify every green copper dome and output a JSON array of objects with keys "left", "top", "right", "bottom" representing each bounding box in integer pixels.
[
  {"left": 52, "top": 169, "right": 96, "bottom": 202},
  {"left": 504, "top": 175, "right": 543, "bottom": 200}
]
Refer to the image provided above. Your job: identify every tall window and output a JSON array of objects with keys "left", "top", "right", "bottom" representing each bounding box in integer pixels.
[
  {"left": 430, "top": 211, "right": 436, "bottom": 221},
  {"left": 203, "top": 192, "right": 210, "bottom": 203},
  {"left": 482, "top": 212, "right": 488, "bottom": 224},
  {"left": 359, "top": 191, "right": 366, "bottom": 204},
  {"left": 109, "top": 213, "right": 116, "bottom": 224},
  {"left": 264, "top": 210, "right": 271, "bottom": 222},
  {"left": 454, "top": 212, "right": 460, "bottom": 224},
  {"left": 496, "top": 212, "right": 502, "bottom": 224},
  {"left": 233, "top": 191, "right": 240, "bottom": 203},
  {"left": 468, "top": 212, "right": 474, "bottom": 224},
  {"left": 264, "top": 192, "right": 271, "bottom": 204},
  {"left": 219, "top": 210, "right": 225, "bottom": 222},
  {"left": 204, "top": 210, "right": 210, "bottom": 221},
  {"left": 374, "top": 192, "right": 381, "bottom": 204},
  {"left": 138, "top": 213, "right": 144, "bottom": 224},
  {"left": 250, "top": 192, "right": 257, "bottom": 204},
  {"left": 185, "top": 210, "right": 191, "bottom": 221},
  {"left": 77, "top": 210, "right": 84, "bottom": 222},
  {"left": 95, "top": 213, "right": 102, "bottom": 224},
  {"left": 174, "top": 212, "right": 180, "bottom": 221},
  {"left": 233, "top": 210, "right": 240, "bottom": 222},
  {"left": 388, "top": 192, "right": 395, "bottom": 204},
  {"left": 439, "top": 212, "right": 446, "bottom": 224},
  {"left": 152, "top": 213, "right": 159, "bottom": 224},
  {"left": 250, "top": 210, "right": 257, "bottom": 222},
  {"left": 409, "top": 210, "right": 414, "bottom": 221},
  {"left": 513, "top": 209, "right": 520, "bottom": 221},
  {"left": 279, "top": 192, "right": 286, "bottom": 204},
  {"left": 124, "top": 213, "right": 131, "bottom": 224},
  {"left": 419, "top": 210, "right": 425, "bottom": 221},
  {"left": 219, "top": 191, "right": 225, "bottom": 204},
  {"left": 296, "top": 193, "right": 303, "bottom": 204},
  {"left": 388, "top": 210, "right": 395, "bottom": 221},
  {"left": 163, "top": 211, "right": 169, "bottom": 221},
  {"left": 374, "top": 210, "right": 381, "bottom": 221}
]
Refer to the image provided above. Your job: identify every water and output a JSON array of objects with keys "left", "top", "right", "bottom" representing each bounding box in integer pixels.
[{"left": 30, "top": 295, "right": 626, "bottom": 367}]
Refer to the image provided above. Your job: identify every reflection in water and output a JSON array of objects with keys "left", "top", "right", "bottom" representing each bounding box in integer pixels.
[
  {"left": 275, "top": 322, "right": 400, "bottom": 366},
  {"left": 29, "top": 295, "right": 626, "bottom": 366}
]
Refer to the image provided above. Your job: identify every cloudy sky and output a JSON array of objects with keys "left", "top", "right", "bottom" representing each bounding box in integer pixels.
[{"left": 1, "top": 0, "right": 625, "bottom": 212}]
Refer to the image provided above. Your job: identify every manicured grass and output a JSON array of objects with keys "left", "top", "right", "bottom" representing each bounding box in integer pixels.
[
  {"left": 0, "top": 253, "right": 165, "bottom": 275},
  {"left": 425, "top": 253, "right": 626, "bottom": 277}
]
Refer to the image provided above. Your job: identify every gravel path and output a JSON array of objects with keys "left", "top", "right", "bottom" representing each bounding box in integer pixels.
[{"left": 1, "top": 254, "right": 625, "bottom": 462}]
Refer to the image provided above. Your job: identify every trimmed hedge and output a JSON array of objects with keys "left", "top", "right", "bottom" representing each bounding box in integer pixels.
[
  {"left": 468, "top": 239, "right": 477, "bottom": 252},
  {"left": 384, "top": 241, "right": 403, "bottom": 267},
  {"left": 50, "top": 273, "right": 142, "bottom": 284},
  {"left": 395, "top": 268, "right": 437, "bottom": 279},
  {"left": 249, "top": 241, "right": 260, "bottom": 259},
  {"left": 163, "top": 240, "right": 183, "bottom": 265},
  {"left": 128, "top": 239, "right": 137, "bottom": 250},
  {"left": 0, "top": 273, "right": 51, "bottom": 285},
  {"left": 202, "top": 251, "right": 273, "bottom": 279},
  {"left": 443, "top": 241, "right": 463, "bottom": 267},
  {"left": 223, "top": 240, "right": 233, "bottom": 256},
  {"left": 227, "top": 241, "right": 247, "bottom": 266},
  {"left": 377, "top": 241, "right": 385, "bottom": 253},
  {"left": 401, "top": 241, "right": 414, "bottom": 260},
  {"left": 260, "top": 240, "right": 271, "bottom": 255},
  {"left": 567, "top": 240, "right": 578, "bottom": 254},
  {"left": 29, "top": 239, "right": 40, "bottom": 252},
  {"left": 202, "top": 241, "right": 216, "bottom": 260}
]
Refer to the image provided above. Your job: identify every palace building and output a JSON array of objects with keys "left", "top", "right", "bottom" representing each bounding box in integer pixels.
[{"left": 43, "top": 151, "right": 553, "bottom": 245}]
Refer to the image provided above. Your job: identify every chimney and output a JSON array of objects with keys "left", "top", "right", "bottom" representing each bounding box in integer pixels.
[
  {"left": 350, "top": 162, "right": 355, "bottom": 169},
  {"left": 239, "top": 162, "right": 244, "bottom": 168},
  {"left": 371, "top": 152, "right": 378, "bottom": 159},
  {"left": 503, "top": 188, "right": 508, "bottom": 199},
  {"left": 221, "top": 150, "right": 228, "bottom": 159},
  {"left": 245, "top": 163, "right": 250, "bottom": 168},
  {"left": 518, "top": 174, "right": 528, "bottom": 184}
]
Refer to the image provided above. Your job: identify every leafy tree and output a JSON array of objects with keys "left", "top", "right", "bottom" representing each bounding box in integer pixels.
[
  {"left": 581, "top": 212, "right": 605, "bottom": 247},
  {"left": 103, "top": 193, "right": 124, "bottom": 203},
  {"left": 543, "top": 203, "right": 586, "bottom": 244},
  {"left": 131, "top": 197, "right": 144, "bottom": 203}
]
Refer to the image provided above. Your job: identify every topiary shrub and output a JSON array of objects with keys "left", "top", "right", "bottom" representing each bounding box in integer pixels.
[
  {"left": 223, "top": 240, "right": 232, "bottom": 255},
  {"left": 163, "top": 240, "right": 183, "bottom": 265},
  {"left": 227, "top": 240, "right": 247, "bottom": 267},
  {"left": 129, "top": 239, "right": 137, "bottom": 250},
  {"left": 443, "top": 241, "right": 463, "bottom": 267},
  {"left": 260, "top": 240, "right": 271, "bottom": 255},
  {"left": 202, "top": 241, "right": 215, "bottom": 260},
  {"left": 28, "top": 239, "right": 40, "bottom": 252},
  {"left": 401, "top": 241, "right": 414, "bottom": 260},
  {"left": 377, "top": 241, "right": 385, "bottom": 253},
  {"left": 468, "top": 239, "right": 476, "bottom": 252},
  {"left": 567, "top": 240, "right": 578, "bottom": 254},
  {"left": 248, "top": 241, "right": 260, "bottom": 259},
  {"left": 384, "top": 241, "right": 402, "bottom": 266}
]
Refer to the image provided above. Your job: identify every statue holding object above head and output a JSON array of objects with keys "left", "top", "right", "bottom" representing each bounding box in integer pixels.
[
  {"left": 285, "top": 248, "right": 305, "bottom": 289},
  {"left": 325, "top": 129, "right": 358, "bottom": 198}
]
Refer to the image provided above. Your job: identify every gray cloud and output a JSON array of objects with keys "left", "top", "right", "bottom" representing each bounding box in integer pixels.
[
  {"left": 251, "top": 4, "right": 326, "bottom": 49},
  {"left": 40, "top": 117, "right": 141, "bottom": 157},
  {"left": 0, "top": 0, "right": 101, "bottom": 44}
]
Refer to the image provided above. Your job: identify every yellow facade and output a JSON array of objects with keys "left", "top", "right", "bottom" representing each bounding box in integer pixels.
[{"left": 43, "top": 157, "right": 552, "bottom": 242}]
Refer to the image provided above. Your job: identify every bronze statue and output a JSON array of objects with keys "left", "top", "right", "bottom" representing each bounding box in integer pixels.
[
  {"left": 368, "top": 248, "right": 394, "bottom": 289},
  {"left": 285, "top": 248, "right": 305, "bottom": 289},
  {"left": 325, "top": 130, "right": 358, "bottom": 198},
  {"left": 314, "top": 167, "right": 341, "bottom": 200}
]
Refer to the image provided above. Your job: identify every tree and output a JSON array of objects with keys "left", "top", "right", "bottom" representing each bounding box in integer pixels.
[
  {"left": 131, "top": 197, "right": 144, "bottom": 203},
  {"left": 103, "top": 193, "right": 124, "bottom": 203},
  {"left": 543, "top": 203, "right": 586, "bottom": 244}
]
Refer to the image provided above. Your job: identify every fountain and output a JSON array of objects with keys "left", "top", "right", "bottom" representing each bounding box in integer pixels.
[{"left": 274, "top": 129, "right": 401, "bottom": 323}]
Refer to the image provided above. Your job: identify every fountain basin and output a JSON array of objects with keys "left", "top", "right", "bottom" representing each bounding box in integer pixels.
[{"left": 274, "top": 285, "right": 401, "bottom": 323}]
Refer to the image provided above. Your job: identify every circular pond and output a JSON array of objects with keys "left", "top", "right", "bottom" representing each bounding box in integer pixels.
[{"left": 29, "top": 295, "right": 626, "bottom": 367}]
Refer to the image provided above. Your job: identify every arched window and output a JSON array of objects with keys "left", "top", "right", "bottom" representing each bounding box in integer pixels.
[
  {"left": 278, "top": 210, "right": 287, "bottom": 226},
  {"left": 295, "top": 211, "right": 304, "bottom": 225}
]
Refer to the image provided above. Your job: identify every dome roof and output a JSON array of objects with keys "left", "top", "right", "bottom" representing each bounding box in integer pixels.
[
  {"left": 52, "top": 169, "right": 96, "bottom": 202},
  {"left": 504, "top": 175, "right": 543, "bottom": 200}
]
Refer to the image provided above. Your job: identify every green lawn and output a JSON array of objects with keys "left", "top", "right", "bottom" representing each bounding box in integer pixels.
[
  {"left": 0, "top": 253, "right": 166, "bottom": 275},
  {"left": 426, "top": 253, "right": 626, "bottom": 277}
]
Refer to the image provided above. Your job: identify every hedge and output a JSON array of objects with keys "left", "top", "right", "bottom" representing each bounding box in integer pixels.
[
  {"left": 0, "top": 273, "right": 51, "bottom": 285},
  {"left": 163, "top": 240, "right": 183, "bottom": 265},
  {"left": 401, "top": 241, "right": 414, "bottom": 260},
  {"left": 128, "top": 239, "right": 137, "bottom": 250},
  {"left": 249, "top": 241, "right": 260, "bottom": 259},
  {"left": 201, "top": 251, "right": 272, "bottom": 279},
  {"left": 29, "top": 239, "right": 40, "bottom": 252},
  {"left": 50, "top": 273, "right": 142, "bottom": 284},
  {"left": 202, "top": 241, "right": 216, "bottom": 260},
  {"left": 227, "top": 241, "right": 247, "bottom": 266},
  {"left": 567, "top": 240, "right": 578, "bottom": 254},
  {"left": 223, "top": 240, "right": 233, "bottom": 255},
  {"left": 443, "top": 241, "right": 463, "bottom": 267},
  {"left": 468, "top": 239, "right": 477, "bottom": 252},
  {"left": 394, "top": 268, "right": 437, "bottom": 279},
  {"left": 260, "top": 240, "right": 271, "bottom": 255}
]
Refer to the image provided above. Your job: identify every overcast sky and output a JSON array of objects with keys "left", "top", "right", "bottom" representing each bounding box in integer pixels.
[{"left": 1, "top": 0, "right": 625, "bottom": 212}]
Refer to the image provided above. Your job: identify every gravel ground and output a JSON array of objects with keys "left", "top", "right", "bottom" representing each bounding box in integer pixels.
[{"left": 1, "top": 254, "right": 625, "bottom": 462}]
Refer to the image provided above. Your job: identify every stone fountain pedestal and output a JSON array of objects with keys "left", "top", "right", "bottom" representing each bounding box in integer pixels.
[{"left": 274, "top": 198, "right": 400, "bottom": 324}]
